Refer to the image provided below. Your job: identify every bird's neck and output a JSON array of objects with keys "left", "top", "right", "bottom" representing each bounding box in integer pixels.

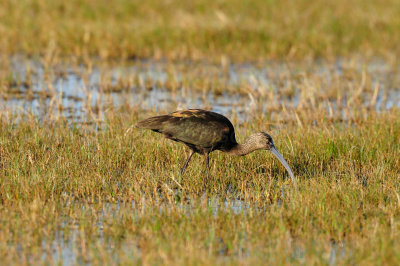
[{"left": 227, "top": 138, "right": 260, "bottom": 156}]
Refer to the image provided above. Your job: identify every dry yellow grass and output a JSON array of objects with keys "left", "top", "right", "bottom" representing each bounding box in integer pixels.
[
  {"left": 0, "top": 103, "right": 399, "bottom": 264},
  {"left": 1, "top": 0, "right": 400, "bottom": 61}
]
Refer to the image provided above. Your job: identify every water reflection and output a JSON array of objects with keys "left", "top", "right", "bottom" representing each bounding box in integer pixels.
[
  {"left": 1, "top": 57, "right": 399, "bottom": 124},
  {"left": 41, "top": 196, "right": 250, "bottom": 265}
]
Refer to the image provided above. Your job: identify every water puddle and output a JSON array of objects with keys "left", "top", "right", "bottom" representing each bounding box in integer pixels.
[
  {"left": 1, "top": 57, "right": 399, "bottom": 124},
  {"left": 40, "top": 196, "right": 347, "bottom": 265},
  {"left": 37, "top": 196, "right": 251, "bottom": 264}
]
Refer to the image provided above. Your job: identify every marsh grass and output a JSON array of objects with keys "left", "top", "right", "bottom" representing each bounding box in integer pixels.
[
  {"left": 2, "top": 0, "right": 400, "bottom": 61},
  {"left": 0, "top": 106, "right": 399, "bottom": 264},
  {"left": 1, "top": 0, "right": 400, "bottom": 261},
  {"left": 1, "top": 56, "right": 398, "bottom": 120}
]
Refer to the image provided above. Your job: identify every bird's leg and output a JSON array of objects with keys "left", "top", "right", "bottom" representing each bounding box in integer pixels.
[
  {"left": 180, "top": 150, "right": 194, "bottom": 175},
  {"left": 205, "top": 153, "right": 211, "bottom": 179}
]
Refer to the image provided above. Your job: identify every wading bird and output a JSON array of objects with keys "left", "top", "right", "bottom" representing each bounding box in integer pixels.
[{"left": 136, "top": 109, "right": 295, "bottom": 182}]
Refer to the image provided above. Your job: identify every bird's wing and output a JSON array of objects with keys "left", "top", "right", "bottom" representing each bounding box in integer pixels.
[
  {"left": 138, "top": 109, "right": 235, "bottom": 149},
  {"left": 165, "top": 111, "right": 230, "bottom": 148}
]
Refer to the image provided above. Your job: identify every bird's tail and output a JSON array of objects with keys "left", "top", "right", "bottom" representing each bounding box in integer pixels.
[{"left": 135, "top": 115, "right": 172, "bottom": 130}]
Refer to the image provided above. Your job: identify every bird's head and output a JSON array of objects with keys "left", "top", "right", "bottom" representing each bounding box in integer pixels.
[
  {"left": 250, "top": 132, "right": 295, "bottom": 182},
  {"left": 249, "top": 132, "right": 275, "bottom": 150}
]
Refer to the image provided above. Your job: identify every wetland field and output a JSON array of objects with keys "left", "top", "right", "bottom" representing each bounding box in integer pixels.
[{"left": 1, "top": 0, "right": 400, "bottom": 265}]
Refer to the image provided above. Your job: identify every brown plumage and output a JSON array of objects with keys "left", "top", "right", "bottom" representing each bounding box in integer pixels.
[{"left": 136, "top": 109, "right": 295, "bottom": 181}]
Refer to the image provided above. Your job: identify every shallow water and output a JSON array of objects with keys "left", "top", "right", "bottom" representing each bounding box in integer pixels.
[
  {"left": 33, "top": 187, "right": 349, "bottom": 265},
  {"left": 38, "top": 196, "right": 250, "bottom": 265},
  {"left": 1, "top": 57, "right": 399, "bottom": 124}
]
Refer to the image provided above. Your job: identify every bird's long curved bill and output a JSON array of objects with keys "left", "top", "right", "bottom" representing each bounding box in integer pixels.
[{"left": 270, "top": 146, "right": 295, "bottom": 182}]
